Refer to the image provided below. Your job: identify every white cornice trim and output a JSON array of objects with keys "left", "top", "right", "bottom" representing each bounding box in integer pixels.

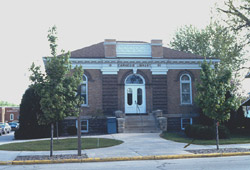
[{"left": 69, "top": 58, "right": 220, "bottom": 75}]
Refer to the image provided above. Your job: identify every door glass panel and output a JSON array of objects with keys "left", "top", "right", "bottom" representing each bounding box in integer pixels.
[
  {"left": 127, "top": 88, "right": 133, "bottom": 105},
  {"left": 137, "top": 88, "right": 142, "bottom": 105}
]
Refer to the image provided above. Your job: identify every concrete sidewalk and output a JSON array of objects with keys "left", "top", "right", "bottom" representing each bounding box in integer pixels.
[{"left": 1, "top": 133, "right": 250, "bottom": 164}]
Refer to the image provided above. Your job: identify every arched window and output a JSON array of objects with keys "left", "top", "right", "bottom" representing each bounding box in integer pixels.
[
  {"left": 81, "top": 74, "right": 88, "bottom": 106},
  {"left": 180, "top": 74, "right": 192, "bottom": 104},
  {"left": 125, "top": 74, "right": 144, "bottom": 84}
]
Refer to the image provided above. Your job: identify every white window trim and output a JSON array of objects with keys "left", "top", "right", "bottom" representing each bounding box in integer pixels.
[
  {"left": 81, "top": 74, "right": 88, "bottom": 106},
  {"left": 76, "top": 119, "right": 89, "bottom": 133},
  {"left": 10, "top": 114, "right": 14, "bottom": 121},
  {"left": 181, "top": 118, "right": 193, "bottom": 130},
  {"left": 180, "top": 74, "right": 192, "bottom": 105}
]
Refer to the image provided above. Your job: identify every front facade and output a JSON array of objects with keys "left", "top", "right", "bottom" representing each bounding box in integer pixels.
[{"left": 61, "top": 39, "right": 219, "bottom": 133}]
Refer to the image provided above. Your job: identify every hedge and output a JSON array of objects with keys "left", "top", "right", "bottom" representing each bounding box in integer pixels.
[{"left": 185, "top": 124, "right": 230, "bottom": 140}]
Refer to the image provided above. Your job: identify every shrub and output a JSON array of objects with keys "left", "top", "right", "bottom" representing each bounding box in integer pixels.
[
  {"left": 67, "top": 126, "right": 77, "bottom": 135},
  {"left": 185, "top": 124, "right": 230, "bottom": 140}
]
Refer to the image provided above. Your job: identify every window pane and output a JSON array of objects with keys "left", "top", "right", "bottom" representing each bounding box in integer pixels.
[
  {"left": 83, "top": 75, "right": 87, "bottom": 81},
  {"left": 127, "top": 88, "right": 133, "bottom": 105},
  {"left": 126, "top": 75, "right": 143, "bottom": 84},
  {"left": 182, "top": 83, "right": 190, "bottom": 93},
  {"left": 81, "top": 120, "right": 88, "bottom": 131},
  {"left": 137, "top": 88, "right": 142, "bottom": 105},
  {"left": 81, "top": 94, "right": 87, "bottom": 104},
  {"left": 182, "top": 118, "right": 192, "bottom": 129},
  {"left": 181, "top": 75, "right": 190, "bottom": 81},
  {"left": 182, "top": 94, "right": 191, "bottom": 103},
  {"left": 81, "top": 84, "right": 86, "bottom": 94}
]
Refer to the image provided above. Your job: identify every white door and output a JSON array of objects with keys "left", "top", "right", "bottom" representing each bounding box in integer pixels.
[{"left": 124, "top": 74, "right": 146, "bottom": 114}]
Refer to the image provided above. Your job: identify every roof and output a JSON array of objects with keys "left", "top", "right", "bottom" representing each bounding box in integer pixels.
[
  {"left": 70, "top": 41, "right": 205, "bottom": 59},
  {"left": 70, "top": 42, "right": 105, "bottom": 58},
  {"left": 242, "top": 97, "right": 250, "bottom": 106}
]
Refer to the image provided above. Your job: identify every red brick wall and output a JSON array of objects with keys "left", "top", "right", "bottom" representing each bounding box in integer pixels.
[
  {"left": 79, "top": 68, "right": 201, "bottom": 117},
  {"left": 4, "top": 107, "right": 19, "bottom": 122},
  {"left": 167, "top": 69, "right": 200, "bottom": 115},
  {"left": 0, "top": 108, "right": 3, "bottom": 122},
  {"left": 80, "top": 69, "right": 103, "bottom": 116}
]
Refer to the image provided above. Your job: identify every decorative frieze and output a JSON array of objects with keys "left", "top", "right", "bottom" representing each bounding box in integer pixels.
[{"left": 70, "top": 58, "right": 220, "bottom": 75}]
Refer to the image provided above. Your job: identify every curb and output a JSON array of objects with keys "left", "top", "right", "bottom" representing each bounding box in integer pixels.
[{"left": 1, "top": 152, "right": 250, "bottom": 165}]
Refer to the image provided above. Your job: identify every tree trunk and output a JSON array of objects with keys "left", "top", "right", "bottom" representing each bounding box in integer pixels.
[
  {"left": 215, "top": 121, "right": 219, "bottom": 150},
  {"left": 56, "top": 121, "right": 59, "bottom": 142},
  {"left": 50, "top": 123, "right": 54, "bottom": 157},
  {"left": 77, "top": 113, "right": 81, "bottom": 156}
]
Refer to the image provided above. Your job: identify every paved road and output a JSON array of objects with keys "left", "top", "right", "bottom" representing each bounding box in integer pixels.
[
  {"left": 1, "top": 156, "right": 250, "bottom": 170},
  {"left": 0, "top": 131, "right": 14, "bottom": 145}
]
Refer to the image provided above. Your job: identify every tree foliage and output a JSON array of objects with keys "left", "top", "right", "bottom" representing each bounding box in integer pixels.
[
  {"left": 218, "top": 0, "right": 250, "bottom": 44},
  {"left": 0, "top": 101, "right": 18, "bottom": 107},
  {"left": 170, "top": 23, "right": 245, "bottom": 72},
  {"left": 195, "top": 61, "right": 240, "bottom": 123},
  {"left": 29, "top": 26, "right": 84, "bottom": 125}
]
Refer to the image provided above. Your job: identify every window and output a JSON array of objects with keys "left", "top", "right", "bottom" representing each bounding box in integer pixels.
[
  {"left": 10, "top": 114, "right": 14, "bottom": 121},
  {"left": 125, "top": 74, "right": 144, "bottom": 84},
  {"left": 181, "top": 118, "right": 192, "bottom": 130},
  {"left": 180, "top": 74, "right": 192, "bottom": 104},
  {"left": 76, "top": 120, "right": 89, "bottom": 133},
  {"left": 81, "top": 74, "right": 88, "bottom": 106}
]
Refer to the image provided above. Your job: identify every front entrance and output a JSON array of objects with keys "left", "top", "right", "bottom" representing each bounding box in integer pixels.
[{"left": 125, "top": 74, "right": 146, "bottom": 114}]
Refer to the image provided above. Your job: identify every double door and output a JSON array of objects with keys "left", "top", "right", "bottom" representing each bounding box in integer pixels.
[{"left": 125, "top": 85, "right": 146, "bottom": 114}]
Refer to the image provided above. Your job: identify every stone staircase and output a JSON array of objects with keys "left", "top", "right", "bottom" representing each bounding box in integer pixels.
[{"left": 124, "top": 114, "right": 160, "bottom": 133}]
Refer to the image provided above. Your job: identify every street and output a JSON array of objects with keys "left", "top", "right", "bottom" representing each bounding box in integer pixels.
[{"left": 0, "top": 156, "right": 250, "bottom": 170}]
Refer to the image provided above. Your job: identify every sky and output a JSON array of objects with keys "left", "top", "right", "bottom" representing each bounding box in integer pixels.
[{"left": 0, "top": 0, "right": 249, "bottom": 105}]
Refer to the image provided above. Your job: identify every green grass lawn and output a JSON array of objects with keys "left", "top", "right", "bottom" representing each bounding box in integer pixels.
[
  {"left": 0, "top": 138, "right": 123, "bottom": 151},
  {"left": 161, "top": 132, "right": 250, "bottom": 145}
]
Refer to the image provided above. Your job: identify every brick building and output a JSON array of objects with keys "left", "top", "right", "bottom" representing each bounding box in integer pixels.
[
  {"left": 48, "top": 39, "right": 219, "bottom": 133},
  {"left": 0, "top": 107, "right": 19, "bottom": 123}
]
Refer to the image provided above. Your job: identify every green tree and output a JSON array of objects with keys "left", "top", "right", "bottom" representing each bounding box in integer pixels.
[
  {"left": 218, "top": 0, "right": 250, "bottom": 45},
  {"left": 170, "top": 23, "right": 245, "bottom": 72},
  {"left": 195, "top": 61, "right": 240, "bottom": 149},
  {"left": 29, "top": 26, "right": 84, "bottom": 156}
]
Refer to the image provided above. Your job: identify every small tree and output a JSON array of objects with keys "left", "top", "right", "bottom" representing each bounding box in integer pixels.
[
  {"left": 29, "top": 26, "right": 84, "bottom": 156},
  {"left": 195, "top": 61, "right": 240, "bottom": 149}
]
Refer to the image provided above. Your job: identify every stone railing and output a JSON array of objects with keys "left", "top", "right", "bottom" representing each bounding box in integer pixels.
[
  {"left": 115, "top": 110, "right": 125, "bottom": 133},
  {"left": 152, "top": 110, "right": 167, "bottom": 131}
]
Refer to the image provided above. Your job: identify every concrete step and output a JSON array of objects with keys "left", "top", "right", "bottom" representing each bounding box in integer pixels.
[{"left": 123, "top": 114, "right": 159, "bottom": 133}]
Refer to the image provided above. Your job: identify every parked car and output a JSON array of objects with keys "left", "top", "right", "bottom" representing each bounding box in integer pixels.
[
  {"left": 0, "top": 123, "right": 11, "bottom": 134},
  {"left": 8, "top": 122, "right": 19, "bottom": 131},
  {"left": 0, "top": 126, "right": 2, "bottom": 136}
]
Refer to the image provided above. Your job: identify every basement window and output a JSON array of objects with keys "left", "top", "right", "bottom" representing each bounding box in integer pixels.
[
  {"left": 181, "top": 118, "right": 192, "bottom": 130},
  {"left": 76, "top": 120, "right": 89, "bottom": 133}
]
